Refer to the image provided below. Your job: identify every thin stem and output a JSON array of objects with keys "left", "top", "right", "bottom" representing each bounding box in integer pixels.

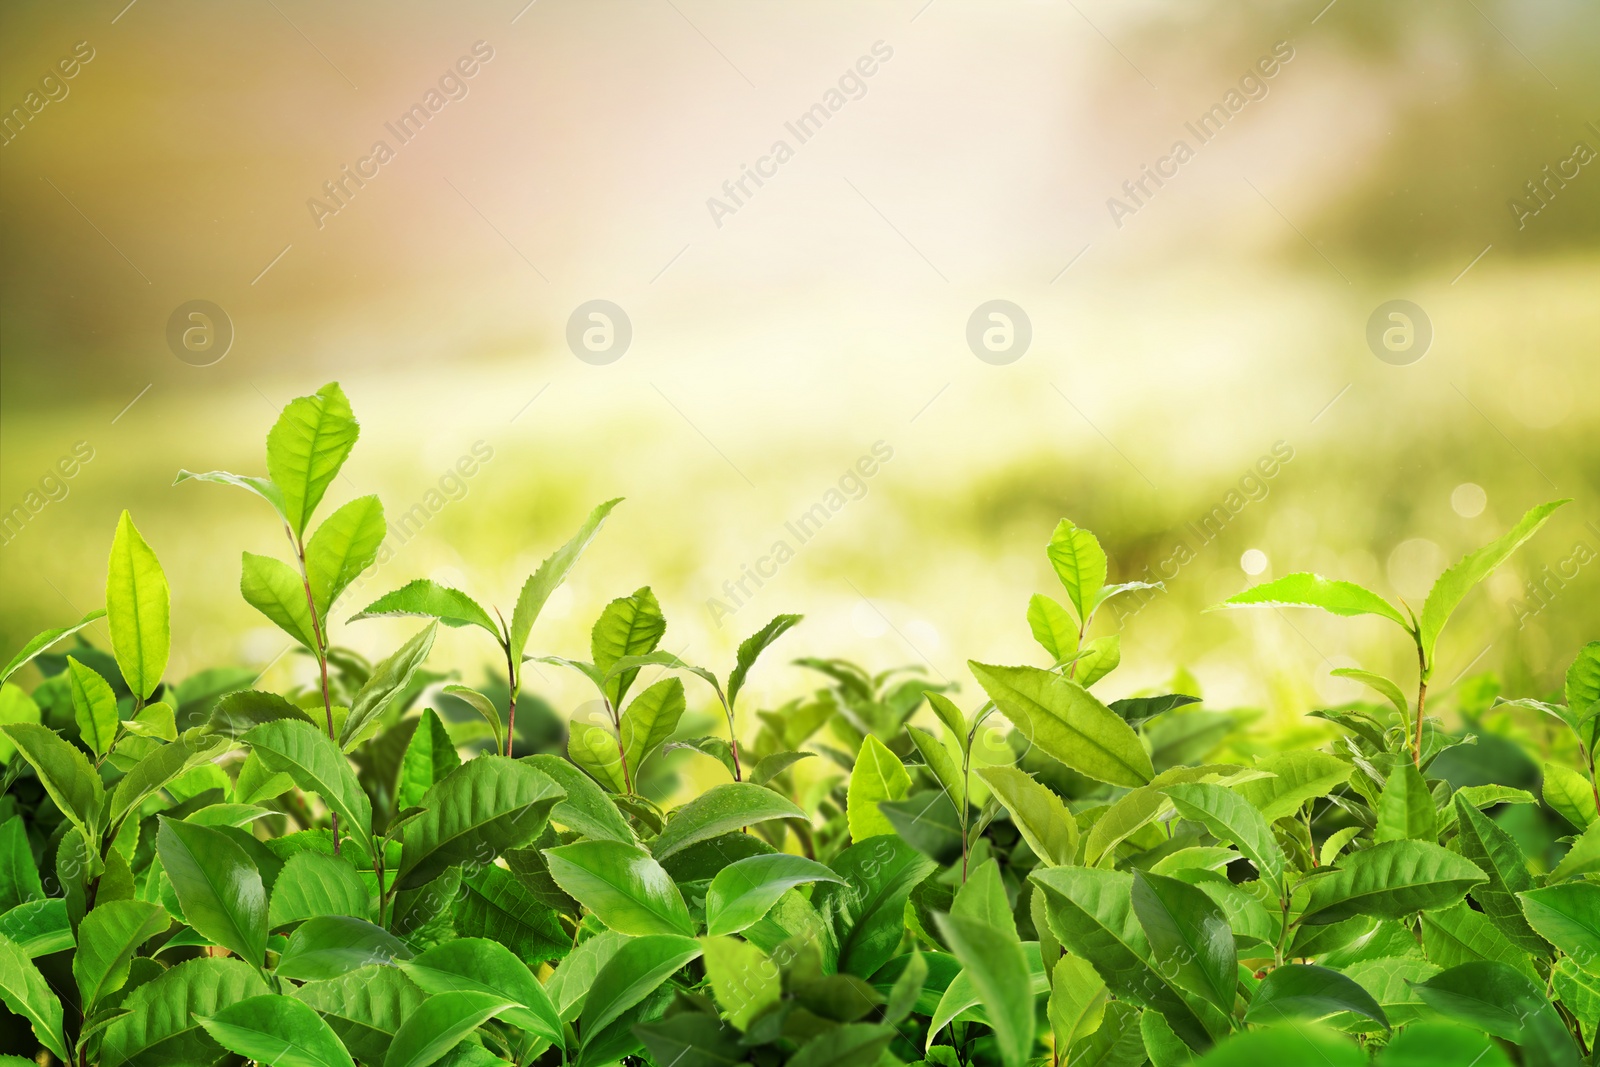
[
  {"left": 285, "top": 522, "right": 340, "bottom": 855},
  {"left": 723, "top": 698, "right": 743, "bottom": 781},
  {"left": 609, "top": 699, "right": 633, "bottom": 794},
  {"left": 959, "top": 739, "right": 972, "bottom": 883},
  {"left": 1413, "top": 640, "right": 1428, "bottom": 767}
]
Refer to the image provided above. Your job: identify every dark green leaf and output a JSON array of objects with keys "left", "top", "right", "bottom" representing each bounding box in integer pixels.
[
  {"left": 582, "top": 934, "right": 702, "bottom": 1035},
  {"left": 1301, "top": 841, "right": 1486, "bottom": 925},
  {"left": 277, "top": 915, "right": 413, "bottom": 980},
  {"left": 880, "top": 790, "right": 965, "bottom": 864},
  {"left": 245, "top": 719, "right": 373, "bottom": 846},
  {"left": 1413, "top": 961, "right": 1580, "bottom": 1067},
  {"left": 455, "top": 864, "right": 569, "bottom": 964},
  {"left": 99, "top": 957, "right": 271, "bottom": 1067},
  {"left": 294, "top": 965, "right": 425, "bottom": 1065},
  {"left": 384, "top": 990, "right": 515, "bottom": 1067},
  {"left": 1375, "top": 762, "right": 1437, "bottom": 843},
  {"left": 156, "top": 817, "right": 268, "bottom": 966},
  {"left": 397, "top": 708, "right": 461, "bottom": 811},
  {"left": 73, "top": 900, "right": 168, "bottom": 1012},
  {"left": 1518, "top": 883, "right": 1600, "bottom": 962},
  {"left": 1, "top": 722, "right": 104, "bottom": 840},
  {"left": 269, "top": 851, "right": 370, "bottom": 928},
  {"left": 1132, "top": 870, "right": 1235, "bottom": 1014},
  {"left": 0, "top": 931, "right": 68, "bottom": 1061},
  {"left": 522, "top": 752, "right": 636, "bottom": 843},
  {"left": 401, "top": 937, "right": 563, "bottom": 1046},
  {"left": 1454, "top": 796, "right": 1546, "bottom": 954},
  {"left": 1162, "top": 782, "right": 1285, "bottom": 897},
  {"left": 396, "top": 755, "right": 563, "bottom": 890},
  {"left": 341, "top": 622, "right": 437, "bottom": 748},
  {"left": 196, "top": 993, "right": 356, "bottom": 1067},
  {"left": 816, "top": 835, "right": 937, "bottom": 979},
  {"left": 1244, "top": 963, "right": 1388, "bottom": 1030}
]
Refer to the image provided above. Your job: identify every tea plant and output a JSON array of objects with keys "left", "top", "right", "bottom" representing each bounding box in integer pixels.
[{"left": 0, "top": 382, "right": 1594, "bottom": 1067}]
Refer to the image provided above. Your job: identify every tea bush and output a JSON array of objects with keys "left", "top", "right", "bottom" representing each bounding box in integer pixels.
[{"left": 1, "top": 383, "right": 1595, "bottom": 1067}]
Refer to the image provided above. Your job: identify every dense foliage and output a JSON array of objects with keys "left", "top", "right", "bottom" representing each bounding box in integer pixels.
[{"left": 1, "top": 382, "right": 1595, "bottom": 1067}]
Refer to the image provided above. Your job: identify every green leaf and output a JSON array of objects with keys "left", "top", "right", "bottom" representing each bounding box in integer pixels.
[
  {"left": 1551, "top": 819, "right": 1600, "bottom": 881},
  {"left": 1330, "top": 667, "right": 1409, "bottom": 716},
  {"left": 978, "top": 766, "right": 1077, "bottom": 866},
  {"left": 1046, "top": 519, "right": 1106, "bottom": 623},
  {"left": 906, "top": 724, "right": 965, "bottom": 807},
  {"left": 1031, "top": 865, "right": 1215, "bottom": 1051},
  {"left": 522, "top": 753, "right": 636, "bottom": 843},
  {"left": 590, "top": 587, "right": 666, "bottom": 706},
  {"left": 815, "top": 835, "right": 938, "bottom": 979},
  {"left": 787, "top": 1024, "right": 896, "bottom": 1067},
  {"left": 1301, "top": 841, "right": 1486, "bottom": 925},
  {"left": 1413, "top": 961, "right": 1580, "bottom": 1067},
  {"left": 99, "top": 956, "right": 271, "bottom": 1066},
  {"left": 383, "top": 990, "right": 515, "bottom": 1067},
  {"left": 0, "top": 899, "right": 71, "bottom": 958},
  {"left": 652, "top": 783, "right": 806, "bottom": 862},
  {"left": 397, "top": 755, "right": 563, "bottom": 890},
  {"left": 0, "top": 932, "right": 68, "bottom": 1061},
  {"left": 1108, "top": 692, "right": 1202, "bottom": 727},
  {"left": 269, "top": 851, "right": 370, "bottom": 928},
  {"left": 1026, "top": 594, "right": 1079, "bottom": 663},
  {"left": 1213, "top": 572, "right": 1408, "bottom": 627},
  {"left": 341, "top": 622, "right": 437, "bottom": 748},
  {"left": 1422, "top": 903, "right": 1539, "bottom": 981},
  {"left": 105, "top": 511, "right": 171, "bottom": 700},
  {"left": 847, "top": 734, "right": 911, "bottom": 840},
  {"left": 196, "top": 993, "right": 356, "bottom": 1067},
  {"left": 884, "top": 949, "right": 927, "bottom": 1025},
  {"left": 568, "top": 721, "right": 626, "bottom": 794},
  {"left": 752, "top": 750, "right": 813, "bottom": 784},
  {"left": 880, "top": 790, "right": 965, "bottom": 864},
  {"left": 0, "top": 609, "right": 107, "bottom": 687},
  {"left": 952, "top": 859, "right": 1017, "bottom": 937},
  {"left": 1419, "top": 499, "right": 1569, "bottom": 669},
  {"left": 935, "top": 912, "right": 1035, "bottom": 1067},
  {"left": 1453, "top": 796, "right": 1546, "bottom": 954},
  {"left": 1454, "top": 784, "right": 1538, "bottom": 808},
  {"left": 1543, "top": 760, "right": 1596, "bottom": 830},
  {"left": 701, "top": 935, "right": 780, "bottom": 1030},
  {"left": 1518, "top": 883, "right": 1600, "bottom": 962},
  {"left": 245, "top": 719, "right": 373, "bottom": 846},
  {"left": 1552, "top": 957, "right": 1600, "bottom": 1036},
  {"left": 0, "top": 817, "right": 42, "bottom": 914},
  {"left": 1162, "top": 782, "right": 1286, "bottom": 897},
  {"left": 267, "top": 382, "right": 360, "bottom": 537},
  {"left": 970, "top": 661, "right": 1153, "bottom": 787},
  {"left": 306, "top": 495, "right": 386, "bottom": 617},
  {"left": 582, "top": 934, "right": 702, "bottom": 1035},
  {"left": 1186, "top": 1024, "right": 1365, "bottom": 1066},
  {"left": 509, "top": 498, "right": 623, "bottom": 662},
  {"left": 74, "top": 900, "right": 168, "bottom": 1012},
  {"left": 1132, "top": 870, "right": 1236, "bottom": 1014},
  {"left": 1375, "top": 762, "right": 1437, "bottom": 842},
  {"left": 1244, "top": 963, "right": 1387, "bottom": 1030},
  {"left": 293, "top": 965, "right": 425, "bottom": 1064},
  {"left": 1, "top": 722, "right": 104, "bottom": 840},
  {"left": 397, "top": 708, "right": 460, "bottom": 811},
  {"left": 1047, "top": 953, "right": 1107, "bottom": 1051},
  {"left": 441, "top": 684, "right": 503, "bottom": 760},
  {"left": 277, "top": 915, "right": 413, "bottom": 980},
  {"left": 705, "top": 854, "right": 844, "bottom": 935},
  {"left": 1236, "top": 751, "right": 1353, "bottom": 822},
  {"left": 241, "top": 552, "right": 319, "bottom": 651},
  {"left": 545, "top": 931, "right": 629, "bottom": 1020},
  {"left": 67, "top": 655, "right": 120, "bottom": 757},
  {"left": 620, "top": 676, "right": 687, "bottom": 781},
  {"left": 108, "top": 732, "right": 229, "bottom": 832},
  {"left": 401, "top": 937, "right": 563, "bottom": 1046},
  {"left": 633, "top": 1013, "right": 745, "bottom": 1067},
  {"left": 1073, "top": 633, "right": 1121, "bottom": 687},
  {"left": 1373, "top": 1022, "right": 1513, "bottom": 1067},
  {"left": 351, "top": 579, "right": 500, "bottom": 638},
  {"left": 125, "top": 699, "right": 177, "bottom": 741},
  {"left": 156, "top": 817, "right": 268, "bottom": 966},
  {"left": 0, "top": 685, "right": 40, "bottom": 765},
  {"left": 545, "top": 839, "right": 693, "bottom": 936},
  {"left": 173, "top": 468, "right": 289, "bottom": 522},
  {"left": 455, "top": 863, "right": 569, "bottom": 964},
  {"left": 1140, "top": 1008, "right": 1193, "bottom": 1067},
  {"left": 728, "top": 613, "right": 803, "bottom": 711}
]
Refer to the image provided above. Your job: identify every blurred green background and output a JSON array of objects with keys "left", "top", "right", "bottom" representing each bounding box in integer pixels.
[{"left": 1, "top": 0, "right": 1595, "bottom": 733}]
